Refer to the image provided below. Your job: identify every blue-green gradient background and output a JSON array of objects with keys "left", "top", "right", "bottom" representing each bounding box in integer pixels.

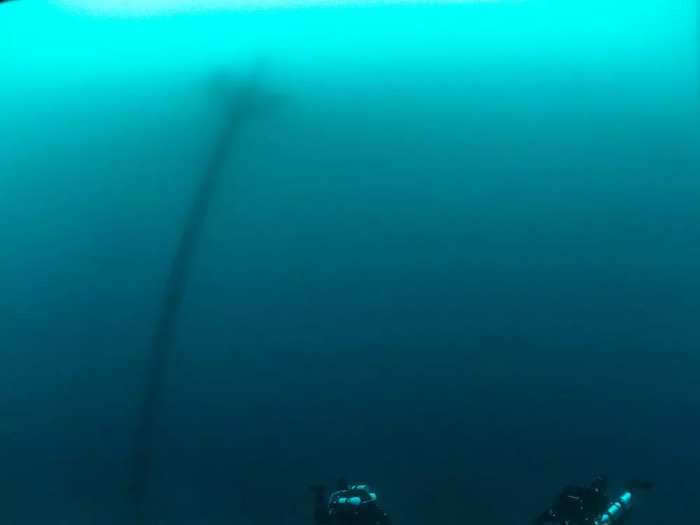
[{"left": 1, "top": 1, "right": 698, "bottom": 524}]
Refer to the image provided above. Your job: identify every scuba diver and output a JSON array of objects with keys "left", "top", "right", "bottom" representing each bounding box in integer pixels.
[
  {"left": 309, "top": 478, "right": 392, "bottom": 525},
  {"left": 531, "top": 475, "right": 654, "bottom": 525}
]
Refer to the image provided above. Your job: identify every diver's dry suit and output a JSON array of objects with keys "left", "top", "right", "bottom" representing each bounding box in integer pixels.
[
  {"left": 532, "top": 476, "right": 653, "bottom": 525},
  {"left": 532, "top": 476, "right": 609, "bottom": 525}
]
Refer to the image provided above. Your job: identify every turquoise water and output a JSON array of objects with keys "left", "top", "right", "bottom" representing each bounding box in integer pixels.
[{"left": 1, "top": 1, "right": 698, "bottom": 524}]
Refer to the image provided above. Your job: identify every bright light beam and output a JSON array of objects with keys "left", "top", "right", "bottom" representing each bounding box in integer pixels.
[{"left": 57, "top": 0, "right": 523, "bottom": 16}]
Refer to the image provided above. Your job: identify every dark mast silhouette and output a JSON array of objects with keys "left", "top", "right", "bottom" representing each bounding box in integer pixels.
[{"left": 129, "top": 68, "right": 281, "bottom": 509}]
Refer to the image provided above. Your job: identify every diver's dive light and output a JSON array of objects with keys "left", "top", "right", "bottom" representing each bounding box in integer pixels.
[{"left": 594, "top": 492, "right": 632, "bottom": 525}]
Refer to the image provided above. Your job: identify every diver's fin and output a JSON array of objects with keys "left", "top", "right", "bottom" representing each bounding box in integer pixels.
[
  {"left": 309, "top": 484, "right": 326, "bottom": 495},
  {"left": 623, "top": 480, "right": 654, "bottom": 491},
  {"left": 336, "top": 478, "right": 349, "bottom": 491}
]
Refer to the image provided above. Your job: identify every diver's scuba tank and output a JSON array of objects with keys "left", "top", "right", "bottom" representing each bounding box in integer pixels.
[{"left": 594, "top": 492, "right": 632, "bottom": 525}]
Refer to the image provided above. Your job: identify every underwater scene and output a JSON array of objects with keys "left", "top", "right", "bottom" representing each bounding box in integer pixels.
[{"left": 0, "top": 0, "right": 698, "bottom": 524}]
